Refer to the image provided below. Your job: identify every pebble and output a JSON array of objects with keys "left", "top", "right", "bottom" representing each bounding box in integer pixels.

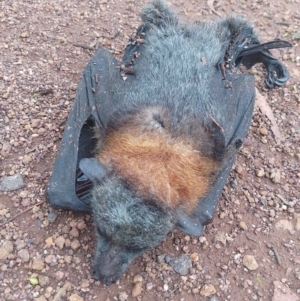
[
  {"left": 55, "top": 236, "right": 65, "bottom": 249},
  {"left": 118, "top": 292, "right": 128, "bottom": 301},
  {"left": 31, "top": 119, "right": 41, "bottom": 128},
  {"left": 47, "top": 211, "right": 57, "bottom": 223},
  {"left": 132, "top": 281, "right": 142, "bottom": 297},
  {"left": 45, "top": 237, "right": 54, "bottom": 245},
  {"left": 17, "top": 249, "right": 30, "bottom": 262},
  {"left": 0, "top": 174, "right": 24, "bottom": 191},
  {"left": 70, "top": 239, "right": 80, "bottom": 250},
  {"left": 235, "top": 165, "right": 243, "bottom": 174},
  {"left": 190, "top": 252, "right": 199, "bottom": 262},
  {"left": 70, "top": 227, "right": 79, "bottom": 238},
  {"left": 259, "top": 128, "right": 268, "bottom": 135},
  {"left": 168, "top": 254, "right": 192, "bottom": 276},
  {"left": 243, "top": 255, "right": 259, "bottom": 270},
  {"left": 77, "top": 220, "right": 86, "bottom": 230},
  {"left": 23, "top": 155, "right": 32, "bottom": 164},
  {"left": 19, "top": 190, "right": 29, "bottom": 198},
  {"left": 133, "top": 275, "right": 143, "bottom": 283},
  {"left": 214, "top": 231, "right": 227, "bottom": 246},
  {"left": 146, "top": 282, "right": 153, "bottom": 291},
  {"left": 20, "top": 31, "right": 29, "bottom": 38},
  {"left": 270, "top": 169, "right": 281, "bottom": 184},
  {"left": 56, "top": 271, "right": 64, "bottom": 281},
  {"left": 200, "top": 284, "right": 216, "bottom": 297},
  {"left": 69, "top": 294, "right": 84, "bottom": 301},
  {"left": 31, "top": 258, "right": 45, "bottom": 271},
  {"left": 0, "top": 240, "right": 14, "bottom": 261},
  {"left": 275, "top": 220, "right": 294, "bottom": 232},
  {"left": 157, "top": 254, "right": 166, "bottom": 263},
  {"left": 45, "top": 254, "right": 56, "bottom": 264},
  {"left": 256, "top": 169, "right": 265, "bottom": 177},
  {"left": 239, "top": 221, "right": 248, "bottom": 231},
  {"left": 38, "top": 275, "right": 50, "bottom": 287}
]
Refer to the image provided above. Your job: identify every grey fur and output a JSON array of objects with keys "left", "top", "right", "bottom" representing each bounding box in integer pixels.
[{"left": 92, "top": 177, "right": 175, "bottom": 250}]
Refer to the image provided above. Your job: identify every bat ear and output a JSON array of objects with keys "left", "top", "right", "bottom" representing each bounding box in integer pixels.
[{"left": 79, "top": 158, "right": 106, "bottom": 183}]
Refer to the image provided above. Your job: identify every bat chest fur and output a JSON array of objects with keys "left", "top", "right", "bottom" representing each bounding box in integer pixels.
[{"left": 96, "top": 109, "right": 218, "bottom": 210}]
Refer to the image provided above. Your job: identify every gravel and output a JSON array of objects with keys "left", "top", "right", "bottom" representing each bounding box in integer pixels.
[{"left": 0, "top": 0, "right": 299, "bottom": 300}]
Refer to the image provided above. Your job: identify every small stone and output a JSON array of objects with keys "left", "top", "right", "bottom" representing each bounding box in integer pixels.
[
  {"left": 21, "top": 198, "right": 30, "bottom": 207},
  {"left": 20, "top": 31, "right": 29, "bottom": 38},
  {"left": 70, "top": 239, "right": 80, "bottom": 250},
  {"left": 56, "top": 271, "right": 65, "bottom": 281},
  {"left": 200, "top": 284, "right": 216, "bottom": 297},
  {"left": 70, "top": 227, "right": 79, "bottom": 238},
  {"left": 118, "top": 292, "right": 128, "bottom": 301},
  {"left": 55, "top": 236, "right": 65, "bottom": 249},
  {"left": 133, "top": 275, "right": 143, "bottom": 283},
  {"left": 275, "top": 220, "right": 294, "bottom": 233},
  {"left": 23, "top": 155, "right": 32, "bottom": 164},
  {"left": 239, "top": 221, "right": 248, "bottom": 231},
  {"left": 146, "top": 282, "right": 153, "bottom": 290},
  {"left": 235, "top": 165, "right": 243, "bottom": 174},
  {"left": 190, "top": 252, "right": 199, "bottom": 262},
  {"left": 37, "top": 128, "right": 46, "bottom": 135},
  {"left": 192, "top": 288, "right": 200, "bottom": 294},
  {"left": 168, "top": 254, "right": 192, "bottom": 276},
  {"left": 243, "top": 255, "right": 259, "bottom": 270},
  {"left": 31, "top": 119, "right": 41, "bottom": 128},
  {"left": 256, "top": 169, "right": 265, "bottom": 177},
  {"left": 270, "top": 169, "right": 281, "bottom": 184},
  {"left": 214, "top": 231, "right": 227, "bottom": 246},
  {"left": 45, "top": 237, "right": 53, "bottom": 245},
  {"left": 17, "top": 249, "right": 30, "bottom": 263},
  {"left": 32, "top": 258, "right": 45, "bottom": 271},
  {"left": 132, "top": 282, "right": 142, "bottom": 297},
  {"left": 19, "top": 190, "right": 29, "bottom": 198},
  {"left": 259, "top": 128, "right": 268, "bottom": 136},
  {"left": 77, "top": 220, "right": 86, "bottom": 230},
  {"left": 0, "top": 240, "right": 14, "bottom": 261},
  {"left": 157, "top": 254, "right": 166, "bottom": 263},
  {"left": 0, "top": 174, "right": 24, "bottom": 191},
  {"left": 38, "top": 275, "right": 50, "bottom": 287},
  {"left": 69, "top": 294, "right": 84, "bottom": 301},
  {"left": 47, "top": 211, "right": 57, "bottom": 223},
  {"left": 45, "top": 254, "right": 56, "bottom": 264}
]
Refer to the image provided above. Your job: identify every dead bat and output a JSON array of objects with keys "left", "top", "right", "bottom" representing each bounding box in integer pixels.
[{"left": 46, "top": 0, "right": 291, "bottom": 285}]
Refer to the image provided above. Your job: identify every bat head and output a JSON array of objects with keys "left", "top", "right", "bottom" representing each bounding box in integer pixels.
[
  {"left": 91, "top": 178, "right": 175, "bottom": 285},
  {"left": 79, "top": 158, "right": 175, "bottom": 285}
]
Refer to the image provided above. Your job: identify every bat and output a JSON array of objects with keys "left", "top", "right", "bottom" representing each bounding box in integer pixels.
[{"left": 46, "top": 0, "right": 291, "bottom": 285}]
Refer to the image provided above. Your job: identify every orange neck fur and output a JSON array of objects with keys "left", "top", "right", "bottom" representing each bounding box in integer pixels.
[{"left": 97, "top": 125, "right": 217, "bottom": 211}]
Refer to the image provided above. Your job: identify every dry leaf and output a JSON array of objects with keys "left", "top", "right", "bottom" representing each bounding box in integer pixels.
[{"left": 255, "top": 88, "right": 282, "bottom": 143}]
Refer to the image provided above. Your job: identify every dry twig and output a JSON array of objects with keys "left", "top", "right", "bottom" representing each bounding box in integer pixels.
[{"left": 0, "top": 201, "right": 46, "bottom": 228}]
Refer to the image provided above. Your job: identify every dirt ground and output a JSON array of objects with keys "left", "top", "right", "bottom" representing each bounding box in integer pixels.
[{"left": 0, "top": 0, "right": 300, "bottom": 301}]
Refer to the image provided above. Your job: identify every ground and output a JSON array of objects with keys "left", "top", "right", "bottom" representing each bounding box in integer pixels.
[{"left": 0, "top": 0, "right": 300, "bottom": 301}]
